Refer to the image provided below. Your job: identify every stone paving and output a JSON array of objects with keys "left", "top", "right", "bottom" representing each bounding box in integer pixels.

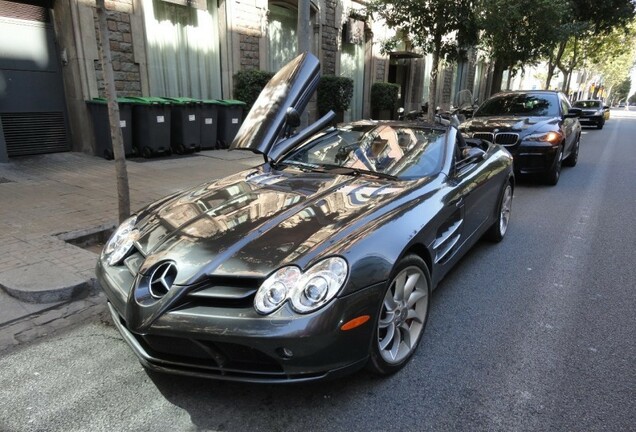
[{"left": 0, "top": 150, "right": 262, "bottom": 350}]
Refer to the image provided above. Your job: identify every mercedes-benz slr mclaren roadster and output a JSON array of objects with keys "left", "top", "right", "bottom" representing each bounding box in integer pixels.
[{"left": 97, "top": 53, "right": 514, "bottom": 383}]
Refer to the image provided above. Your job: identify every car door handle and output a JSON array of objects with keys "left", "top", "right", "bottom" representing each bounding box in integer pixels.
[{"left": 456, "top": 197, "right": 464, "bottom": 208}]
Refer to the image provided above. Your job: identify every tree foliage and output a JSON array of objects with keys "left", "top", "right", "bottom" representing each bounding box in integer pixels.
[
  {"left": 545, "top": 0, "right": 636, "bottom": 89},
  {"left": 478, "top": 0, "right": 568, "bottom": 70},
  {"left": 368, "top": 0, "right": 477, "bottom": 120}
]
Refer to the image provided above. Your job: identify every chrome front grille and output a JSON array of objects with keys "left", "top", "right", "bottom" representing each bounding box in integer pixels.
[
  {"left": 473, "top": 132, "right": 494, "bottom": 142},
  {"left": 494, "top": 133, "right": 519, "bottom": 146}
]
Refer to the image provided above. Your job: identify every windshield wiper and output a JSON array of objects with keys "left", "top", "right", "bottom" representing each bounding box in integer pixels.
[
  {"left": 272, "top": 160, "right": 319, "bottom": 171},
  {"left": 317, "top": 164, "right": 398, "bottom": 181}
]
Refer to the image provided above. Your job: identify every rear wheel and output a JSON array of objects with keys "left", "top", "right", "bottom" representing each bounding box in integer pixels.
[
  {"left": 485, "top": 182, "right": 513, "bottom": 242},
  {"left": 545, "top": 145, "right": 563, "bottom": 186},
  {"left": 142, "top": 146, "right": 154, "bottom": 159},
  {"left": 367, "top": 255, "right": 431, "bottom": 376}
]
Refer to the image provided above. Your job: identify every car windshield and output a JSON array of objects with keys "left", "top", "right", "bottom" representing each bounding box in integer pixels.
[
  {"left": 279, "top": 124, "right": 447, "bottom": 180},
  {"left": 573, "top": 100, "right": 601, "bottom": 109},
  {"left": 474, "top": 93, "right": 559, "bottom": 117}
]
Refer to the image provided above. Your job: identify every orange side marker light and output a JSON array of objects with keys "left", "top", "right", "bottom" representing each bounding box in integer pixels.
[{"left": 340, "top": 315, "right": 371, "bottom": 331}]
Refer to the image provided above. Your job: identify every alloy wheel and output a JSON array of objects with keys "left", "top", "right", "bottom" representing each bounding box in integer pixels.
[
  {"left": 499, "top": 185, "right": 512, "bottom": 236},
  {"left": 377, "top": 266, "right": 429, "bottom": 364}
]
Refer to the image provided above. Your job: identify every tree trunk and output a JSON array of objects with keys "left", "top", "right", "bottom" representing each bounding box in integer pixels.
[
  {"left": 563, "top": 38, "right": 578, "bottom": 95},
  {"left": 96, "top": 0, "right": 130, "bottom": 222},
  {"left": 546, "top": 40, "right": 566, "bottom": 90},
  {"left": 506, "top": 67, "right": 513, "bottom": 90},
  {"left": 560, "top": 70, "right": 569, "bottom": 92},
  {"left": 297, "top": 0, "right": 311, "bottom": 127},
  {"left": 490, "top": 60, "right": 505, "bottom": 96},
  {"left": 427, "top": 47, "right": 440, "bottom": 123}
]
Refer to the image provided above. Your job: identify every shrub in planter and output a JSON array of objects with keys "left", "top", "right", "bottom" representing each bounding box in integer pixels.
[
  {"left": 317, "top": 76, "right": 354, "bottom": 122},
  {"left": 233, "top": 69, "right": 275, "bottom": 111},
  {"left": 371, "top": 82, "right": 400, "bottom": 120}
]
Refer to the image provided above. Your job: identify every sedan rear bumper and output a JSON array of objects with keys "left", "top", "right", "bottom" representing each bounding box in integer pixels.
[{"left": 578, "top": 115, "right": 604, "bottom": 126}]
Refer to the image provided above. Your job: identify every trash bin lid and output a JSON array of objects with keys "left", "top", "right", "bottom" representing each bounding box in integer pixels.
[
  {"left": 218, "top": 99, "right": 247, "bottom": 106},
  {"left": 125, "top": 96, "right": 171, "bottom": 105},
  {"left": 160, "top": 97, "right": 201, "bottom": 105},
  {"left": 200, "top": 99, "right": 224, "bottom": 105},
  {"left": 87, "top": 97, "right": 138, "bottom": 104}
]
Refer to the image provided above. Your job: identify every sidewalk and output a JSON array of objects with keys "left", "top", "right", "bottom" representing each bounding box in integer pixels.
[{"left": 0, "top": 150, "right": 262, "bottom": 351}]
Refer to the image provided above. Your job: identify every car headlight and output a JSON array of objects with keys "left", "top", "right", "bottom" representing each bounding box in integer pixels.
[
  {"left": 103, "top": 215, "right": 139, "bottom": 266},
  {"left": 524, "top": 131, "right": 561, "bottom": 144},
  {"left": 254, "top": 257, "right": 348, "bottom": 315},
  {"left": 595, "top": 110, "right": 603, "bottom": 116}
]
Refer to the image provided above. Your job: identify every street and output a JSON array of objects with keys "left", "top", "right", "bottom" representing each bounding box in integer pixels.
[{"left": 1, "top": 110, "right": 635, "bottom": 432}]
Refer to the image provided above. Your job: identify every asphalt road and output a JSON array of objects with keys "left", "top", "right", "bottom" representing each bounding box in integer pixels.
[{"left": 1, "top": 110, "right": 635, "bottom": 432}]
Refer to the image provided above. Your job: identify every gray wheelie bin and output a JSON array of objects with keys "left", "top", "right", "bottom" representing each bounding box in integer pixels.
[
  {"left": 161, "top": 97, "right": 201, "bottom": 154},
  {"left": 199, "top": 99, "right": 222, "bottom": 150},
  {"left": 126, "top": 97, "right": 172, "bottom": 158},
  {"left": 86, "top": 97, "right": 135, "bottom": 160},
  {"left": 216, "top": 100, "right": 246, "bottom": 149}
]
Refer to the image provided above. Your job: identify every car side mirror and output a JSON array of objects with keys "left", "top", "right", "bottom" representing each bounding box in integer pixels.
[
  {"left": 285, "top": 107, "right": 301, "bottom": 128},
  {"left": 283, "top": 107, "right": 301, "bottom": 138},
  {"left": 565, "top": 107, "right": 582, "bottom": 118}
]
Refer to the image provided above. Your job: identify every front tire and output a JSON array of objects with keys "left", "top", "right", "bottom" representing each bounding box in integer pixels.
[
  {"left": 485, "top": 182, "right": 513, "bottom": 242},
  {"left": 563, "top": 136, "right": 579, "bottom": 167},
  {"left": 367, "top": 255, "right": 431, "bottom": 376},
  {"left": 544, "top": 145, "right": 563, "bottom": 186}
]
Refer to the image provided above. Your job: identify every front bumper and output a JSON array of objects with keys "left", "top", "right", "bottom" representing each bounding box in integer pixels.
[
  {"left": 97, "top": 260, "right": 386, "bottom": 383},
  {"left": 509, "top": 142, "right": 560, "bottom": 175}
]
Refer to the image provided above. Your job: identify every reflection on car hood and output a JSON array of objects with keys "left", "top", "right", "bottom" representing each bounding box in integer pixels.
[
  {"left": 462, "top": 116, "right": 558, "bottom": 133},
  {"left": 134, "top": 166, "right": 422, "bottom": 285}
]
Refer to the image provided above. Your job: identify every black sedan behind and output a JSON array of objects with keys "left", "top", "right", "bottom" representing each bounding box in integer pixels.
[{"left": 460, "top": 91, "right": 581, "bottom": 185}]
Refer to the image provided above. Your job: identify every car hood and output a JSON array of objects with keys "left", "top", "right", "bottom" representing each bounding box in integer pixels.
[
  {"left": 462, "top": 116, "right": 558, "bottom": 134},
  {"left": 133, "top": 166, "right": 422, "bottom": 285}
]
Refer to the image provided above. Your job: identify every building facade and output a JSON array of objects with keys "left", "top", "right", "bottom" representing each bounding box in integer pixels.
[{"left": 0, "top": 0, "right": 491, "bottom": 161}]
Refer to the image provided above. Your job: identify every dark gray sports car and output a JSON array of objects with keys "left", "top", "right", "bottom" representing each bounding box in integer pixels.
[{"left": 96, "top": 53, "right": 514, "bottom": 383}]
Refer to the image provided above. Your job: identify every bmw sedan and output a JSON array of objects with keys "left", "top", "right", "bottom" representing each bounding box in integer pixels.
[
  {"left": 572, "top": 99, "right": 608, "bottom": 129},
  {"left": 97, "top": 53, "right": 514, "bottom": 383},
  {"left": 460, "top": 91, "right": 581, "bottom": 185}
]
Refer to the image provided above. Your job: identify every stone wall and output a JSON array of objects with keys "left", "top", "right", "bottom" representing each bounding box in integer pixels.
[
  {"left": 441, "top": 66, "right": 453, "bottom": 105},
  {"left": 375, "top": 59, "right": 386, "bottom": 82},
  {"left": 322, "top": 0, "right": 338, "bottom": 75},
  {"left": 239, "top": 33, "right": 260, "bottom": 69},
  {"left": 94, "top": 0, "right": 141, "bottom": 97},
  {"left": 234, "top": 0, "right": 265, "bottom": 70}
]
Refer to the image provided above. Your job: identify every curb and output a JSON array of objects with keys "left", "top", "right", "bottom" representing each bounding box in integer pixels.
[{"left": 0, "top": 292, "right": 109, "bottom": 353}]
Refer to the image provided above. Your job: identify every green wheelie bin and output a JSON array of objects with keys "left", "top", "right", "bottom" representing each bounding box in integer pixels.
[
  {"left": 216, "top": 99, "right": 246, "bottom": 149},
  {"left": 126, "top": 97, "right": 172, "bottom": 158},
  {"left": 199, "top": 99, "right": 222, "bottom": 150},
  {"left": 161, "top": 97, "right": 201, "bottom": 154},
  {"left": 86, "top": 97, "right": 135, "bottom": 160}
]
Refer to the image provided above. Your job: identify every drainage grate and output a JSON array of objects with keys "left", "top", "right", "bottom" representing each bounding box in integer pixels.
[{"left": 57, "top": 226, "right": 115, "bottom": 254}]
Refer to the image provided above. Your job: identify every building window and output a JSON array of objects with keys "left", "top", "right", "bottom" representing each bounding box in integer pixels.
[
  {"left": 143, "top": 0, "right": 222, "bottom": 99},
  {"left": 340, "top": 40, "right": 365, "bottom": 122},
  {"left": 267, "top": 3, "right": 298, "bottom": 72}
]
